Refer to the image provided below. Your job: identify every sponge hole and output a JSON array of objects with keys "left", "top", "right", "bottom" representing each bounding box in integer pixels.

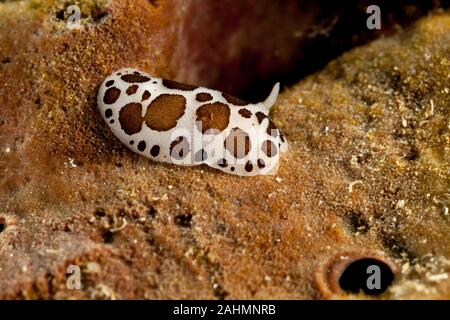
[
  {"left": 0, "top": 217, "right": 6, "bottom": 233},
  {"left": 338, "top": 258, "right": 394, "bottom": 295}
]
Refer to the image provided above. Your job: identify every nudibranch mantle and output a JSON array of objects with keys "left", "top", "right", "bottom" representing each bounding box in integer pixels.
[{"left": 97, "top": 68, "right": 288, "bottom": 176}]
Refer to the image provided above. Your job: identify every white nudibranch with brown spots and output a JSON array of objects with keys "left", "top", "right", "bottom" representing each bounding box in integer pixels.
[{"left": 97, "top": 68, "right": 288, "bottom": 176}]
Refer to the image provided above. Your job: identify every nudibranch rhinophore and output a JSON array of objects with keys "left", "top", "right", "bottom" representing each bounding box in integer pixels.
[{"left": 97, "top": 68, "right": 288, "bottom": 176}]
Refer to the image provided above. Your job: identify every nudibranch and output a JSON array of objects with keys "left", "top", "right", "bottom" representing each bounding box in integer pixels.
[{"left": 97, "top": 68, "right": 288, "bottom": 176}]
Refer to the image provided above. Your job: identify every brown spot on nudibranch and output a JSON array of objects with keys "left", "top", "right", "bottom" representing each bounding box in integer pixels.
[
  {"left": 126, "top": 85, "right": 139, "bottom": 95},
  {"left": 150, "top": 145, "right": 160, "bottom": 157},
  {"left": 256, "top": 111, "right": 278, "bottom": 137},
  {"left": 195, "top": 102, "right": 230, "bottom": 134},
  {"left": 170, "top": 136, "right": 190, "bottom": 160},
  {"left": 224, "top": 128, "right": 251, "bottom": 159},
  {"left": 222, "top": 92, "right": 248, "bottom": 106},
  {"left": 104, "top": 87, "right": 121, "bottom": 104},
  {"left": 257, "top": 159, "right": 265, "bottom": 169},
  {"left": 142, "top": 90, "right": 151, "bottom": 101},
  {"left": 266, "top": 119, "right": 279, "bottom": 138},
  {"left": 121, "top": 74, "right": 151, "bottom": 83},
  {"left": 105, "top": 80, "right": 114, "bottom": 87},
  {"left": 162, "top": 79, "right": 198, "bottom": 91},
  {"left": 196, "top": 92, "right": 213, "bottom": 102},
  {"left": 255, "top": 111, "right": 267, "bottom": 124},
  {"left": 137, "top": 140, "right": 147, "bottom": 152},
  {"left": 245, "top": 160, "right": 253, "bottom": 172},
  {"left": 238, "top": 108, "right": 252, "bottom": 118},
  {"left": 218, "top": 159, "right": 228, "bottom": 168},
  {"left": 105, "top": 109, "right": 113, "bottom": 118},
  {"left": 144, "top": 94, "right": 186, "bottom": 131},
  {"left": 195, "top": 149, "right": 207, "bottom": 162},
  {"left": 262, "top": 140, "right": 277, "bottom": 157},
  {"left": 119, "top": 103, "right": 143, "bottom": 135}
]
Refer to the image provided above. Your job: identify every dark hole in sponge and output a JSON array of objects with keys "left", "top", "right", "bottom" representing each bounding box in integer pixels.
[
  {"left": 339, "top": 258, "right": 394, "bottom": 295},
  {"left": 344, "top": 212, "right": 369, "bottom": 234},
  {"left": 0, "top": 217, "right": 6, "bottom": 233},
  {"left": 102, "top": 230, "right": 114, "bottom": 243},
  {"left": 92, "top": 8, "right": 110, "bottom": 23},
  {"left": 174, "top": 212, "right": 192, "bottom": 228},
  {"left": 55, "top": 9, "right": 66, "bottom": 21},
  {"left": 148, "top": 206, "right": 157, "bottom": 217},
  {"left": 94, "top": 208, "right": 106, "bottom": 217},
  {"left": 148, "top": 0, "right": 159, "bottom": 7},
  {"left": 405, "top": 146, "right": 419, "bottom": 161}
]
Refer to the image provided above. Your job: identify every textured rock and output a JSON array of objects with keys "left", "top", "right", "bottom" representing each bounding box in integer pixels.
[{"left": 0, "top": 0, "right": 449, "bottom": 299}]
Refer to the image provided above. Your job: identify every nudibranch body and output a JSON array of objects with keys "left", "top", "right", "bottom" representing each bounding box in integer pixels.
[{"left": 97, "top": 68, "right": 288, "bottom": 176}]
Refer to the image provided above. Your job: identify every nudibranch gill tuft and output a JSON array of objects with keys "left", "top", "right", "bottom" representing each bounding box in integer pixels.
[{"left": 97, "top": 68, "right": 288, "bottom": 176}]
